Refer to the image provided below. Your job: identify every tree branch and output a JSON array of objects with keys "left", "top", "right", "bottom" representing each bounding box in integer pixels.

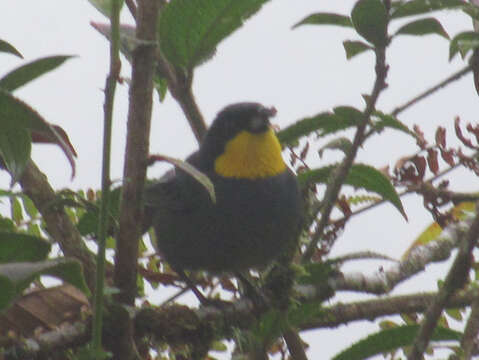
[
  {"left": 407, "top": 203, "right": 479, "bottom": 360},
  {"left": 19, "top": 161, "right": 96, "bottom": 291},
  {"left": 302, "top": 46, "right": 388, "bottom": 262},
  {"left": 391, "top": 65, "right": 472, "bottom": 117},
  {"left": 112, "top": 0, "right": 159, "bottom": 359},
  {"left": 461, "top": 288, "right": 479, "bottom": 359}
]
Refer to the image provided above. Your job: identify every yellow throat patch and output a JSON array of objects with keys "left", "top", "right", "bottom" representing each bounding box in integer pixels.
[{"left": 214, "top": 128, "right": 286, "bottom": 179}]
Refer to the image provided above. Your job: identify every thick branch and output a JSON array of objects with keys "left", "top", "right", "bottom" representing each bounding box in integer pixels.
[
  {"left": 114, "top": 0, "right": 159, "bottom": 306},
  {"left": 408, "top": 203, "right": 479, "bottom": 360},
  {"left": 462, "top": 288, "right": 479, "bottom": 359},
  {"left": 330, "top": 217, "right": 470, "bottom": 294},
  {"left": 19, "top": 161, "right": 96, "bottom": 291}
]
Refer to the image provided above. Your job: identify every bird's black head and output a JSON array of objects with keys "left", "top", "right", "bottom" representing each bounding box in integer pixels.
[{"left": 198, "top": 102, "right": 278, "bottom": 170}]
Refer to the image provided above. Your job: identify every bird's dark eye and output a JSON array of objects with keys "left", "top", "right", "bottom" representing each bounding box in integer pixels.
[{"left": 248, "top": 115, "right": 269, "bottom": 133}]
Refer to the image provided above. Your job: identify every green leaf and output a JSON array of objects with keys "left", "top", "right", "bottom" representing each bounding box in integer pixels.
[
  {"left": 351, "top": 0, "right": 389, "bottom": 47},
  {"left": 0, "top": 232, "right": 51, "bottom": 263},
  {"left": 77, "top": 187, "right": 121, "bottom": 237},
  {"left": 292, "top": 13, "right": 353, "bottom": 29},
  {"left": 0, "top": 217, "right": 15, "bottom": 232},
  {"left": 0, "top": 39, "right": 23, "bottom": 58},
  {"left": 391, "top": 0, "right": 465, "bottom": 18},
  {"left": 10, "top": 197, "right": 23, "bottom": 225},
  {"left": 287, "top": 301, "right": 325, "bottom": 328},
  {"left": 298, "top": 163, "right": 407, "bottom": 220},
  {"left": 149, "top": 155, "right": 216, "bottom": 203},
  {"left": 0, "top": 55, "right": 74, "bottom": 92},
  {"left": 343, "top": 40, "right": 373, "bottom": 60},
  {"left": 394, "top": 17, "right": 449, "bottom": 39},
  {"left": 0, "top": 258, "right": 90, "bottom": 310},
  {"left": 159, "top": 0, "right": 269, "bottom": 71},
  {"left": 318, "top": 137, "right": 353, "bottom": 157},
  {"left": 372, "top": 111, "right": 415, "bottom": 136},
  {"left": 0, "top": 89, "right": 76, "bottom": 179},
  {"left": 449, "top": 31, "right": 479, "bottom": 61},
  {"left": 297, "top": 262, "right": 336, "bottom": 285},
  {"left": 277, "top": 111, "right": 358, "bottom": 147},
  {"left": 88, "top": 0, "right": 124, "bottom": 18},
  {"left": 21, "top": 195, "right": 38, "bottom": 218},
  {"left": 0, "top": 118, "right": 31, "bottom": 183},
  {"left": 332, "top": 325, "right": 462, "bottom": 360},
  {"left": 154, "top": 75, "right": 168, "bottom": 102},
  {"left": 0, "top": 275, "right": 16, "bottom": 311}
]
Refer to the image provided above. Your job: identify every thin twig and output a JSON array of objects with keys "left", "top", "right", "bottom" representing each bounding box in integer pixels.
[
  {"left": 92, "top": 0, "right": 121, "bottom": 355},
  {"left": 407, "top": 202, "right": 479, "bottom": 360},
  {"left": 19, "top": 161, "right": 97, "bottom": 291},
  {"left": 302, "top": 46, "right": 388, "bottom": 262},
  {"left": 125, "top": 0, "right": 137, "bottom": 19},
  {"left": 391, "top": 65, "right": 472, "bottom": 117}
]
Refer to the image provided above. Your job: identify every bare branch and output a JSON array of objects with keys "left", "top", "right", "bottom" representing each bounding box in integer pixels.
[
  {"left": 407, "top": 203, "right": 479, "bottom": 360},
  {"left": 302, "top": 46, "right": 389, "bottom": 262},
  {"left": 19, "top": 161, "right": 96, "bottom": 291},
  {"left": 462, "top": 288, "right": 479, "bottom": 359}
]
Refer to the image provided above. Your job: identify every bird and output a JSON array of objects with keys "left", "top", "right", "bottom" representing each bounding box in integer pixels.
[{"left": 144, "top": 102, "right": 303, "bottom": 299}]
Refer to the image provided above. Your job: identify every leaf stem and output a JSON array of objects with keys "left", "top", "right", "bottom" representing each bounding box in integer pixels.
[{"left": 92, "top": 0, "right": 121, "bottom": 355}]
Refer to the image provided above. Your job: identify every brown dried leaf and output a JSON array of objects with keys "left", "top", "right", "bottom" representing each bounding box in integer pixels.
[
  {"left": 413, "top": 124, "right": 427, "bottom": 149},
  {"left": 435, "top": 127, "right": 446, "bottom": 148},
  {"left": 440, "top": 148, "right": 455, "bottom": 167},
  {"left": 466, "top": 122, "right": 479, "bottom": 145},
  {"left": 455, "top": 116, "right": 475, "bottom": 149},
  {"left": 427, "top": 148, "right": 439, "bottom": 174}
]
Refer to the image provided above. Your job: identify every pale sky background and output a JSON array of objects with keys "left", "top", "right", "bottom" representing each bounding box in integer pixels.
[{"left": 1, "top": 1, "right": 479, "bottom": 359}]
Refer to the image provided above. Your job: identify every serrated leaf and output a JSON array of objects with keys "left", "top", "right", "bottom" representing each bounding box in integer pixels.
[
  {"left": 449, "top": 31, "right": 479, "bottom": 60},
  {"left": 0, "top": 39, "right": 23, "bottom": 58},
  {"left": 343, "top": 40, "right": 373, "bottom": 59},
  {"left": 372, "top": 111, "right": 415, "bottom": 136},
  {"left": 292, "top": 12, "right": 353, "bottom": 29},
  {"left": 277, "top": 112, "right": 357, "bottom": 146},
  {"left": 0, "top": 55, "right": 74, "bottom": 92},
  {"left": 0, "top": 89, "right": 76, "bottom": 179},
  {"left": 394, "top": 17, "right": 449, "bottom": 39},
  {"left": 0, "top": 232, "right": 51, "bottom": 263},
  {"left": 318, "top": 137, "right": 352, "bottom": 157},
  {"left": 298, "top": 163, "right": 407, "bottom": 220},
  {"left": 159, "top": 0, "right": 269, "bottom": 71},
  {"left": 0, "top": 258, "right": 90, "bottom": 310},
  {"left": 332, "top": 325, "right": 462, "bottom": 360},
  {"left": 351, "top": 0, "right": 389, "bottom": 47},
  {"left": 391, "top": 0, "right": 465, "bottom": 18}
]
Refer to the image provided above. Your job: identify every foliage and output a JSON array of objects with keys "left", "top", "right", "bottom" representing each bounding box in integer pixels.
[{"left": 1, "top": 1, "right": 479, "bottom": 359}]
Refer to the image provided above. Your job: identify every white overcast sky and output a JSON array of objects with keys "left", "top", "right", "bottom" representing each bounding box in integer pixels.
[{"left": 1, "top": 1, "right": 478, "bottom": 358}]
